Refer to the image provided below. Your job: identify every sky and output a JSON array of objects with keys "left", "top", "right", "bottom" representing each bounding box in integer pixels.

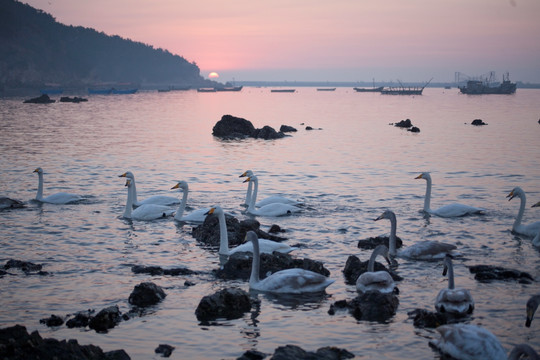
[{"left": 22, "top": 0, "right": 540, "bottom": 83}]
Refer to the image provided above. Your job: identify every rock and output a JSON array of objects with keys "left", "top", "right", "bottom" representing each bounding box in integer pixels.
[
  {"left": 394, "top": 119, "right": 412, "bottom": 128},
  {"left": 212, "top": 114, "right": 256, "bottom": 138},
  {"left": 195, "top": 287, "right": 253, "bottom": 321},
  {"left": 279, "top": 125, "right": 297, "bottom": 133},
  {"left": 237, "top": 349, "right": 267, "bottom": 360},
  {"left": 468, "top": 264, "right": 534, "bottom": 283},
  {"left": 66, "top": 310, "right": 94, "bottom": 328},
  {"left": 268, "top": 224, "right": 285, "bottom": 233},
  {"left": 3, "top": 259, "right": 43, "bottom": 273},
  {"left": 357, "top": 235, "right": 403, "bottom": 250},
  {"left": 0, "top": 197, "right": 25, "bottom": 210},
  {"left": 59, "top": 96, "right": 88, "bottom": 103},
  {"left": 128, "top": 282, "right": 166, "bottom": 307},
  {"left": 471, "top": 119, "right": 487, "bottom": 126},
  {"left": 215, "top": 251, "right": 330, "bottom": 280},
  {"left": 0, "top": 324, "right": 130, "bottom": 359},
  {"left": 131, "top": 265, "right": 198, "bottom": 276},
  {"left": 329, "top": 291, "right": 399, "bottom": 322},
  {"left": 252, "top": 125, "right": 285, "bottom": 140},
  {"left": 155, "top": 344, "right": 175, "bottom": 357},
  {"left": 88, "top": 305, "right": 122, "bottom": 333},
  {"left": 269, "top": 345, "right": 354, "bottom": 360},
  {"left": 39, "top": 314, "right": 64, "bottom": 327},
  {"left": 407, "top": 308, "right": 465, "bottom": 328},
  {"left": 342, "top": 255, "right": 402, "bottom": 285},
  {"left": 408, "top": 126, "right": 420, "bottom": 133},
  {"left": 23, "top": 94, "right": 55, "bottom": 104}
]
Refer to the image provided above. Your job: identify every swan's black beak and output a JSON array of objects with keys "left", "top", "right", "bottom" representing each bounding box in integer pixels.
[
  {"left": 243, "top": 177, "right": 251, "bottom": 183},
  {"left": 171, "top": 183, "right": 179, "bottom": 190},
  {"left": 204, "top": 207, "right": 215, "bottom": 216},
  {"left": 415, "top": 174, "right": 423, "bottom": 179},
  {"left": 239, "top": 171, "right": 247, "bottom": 177},
  {"left": 119, "top": 173, "right": 127, "bottom": 178},
  {"left": 506, "top": 191, "right": 515, "bottom": 201},
  {"left": 374, "top": 214, "right": 383, "bottom": 221}
]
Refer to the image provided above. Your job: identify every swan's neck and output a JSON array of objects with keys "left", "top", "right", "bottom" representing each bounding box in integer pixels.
[
  {"left": 123, "top": 186, "right": 133, "bottom": 218},
  {"left": 36, "top": 172, "right": 44, "bottom": 200},
  {"left": 249, "top": 236, "right": 260, "bottom": 285},
  {"left": 445, "top": 259, "right": 455, "bottom": 289},
  {"left": 245, "top": 181, "right": 253, "bottom": 206},
  {"left": 423, "top": 177, "right": 432, "bottom": 212},
  {"left": 173, "top": 189, "right": 189, "bottom": 221},
  {"left": 131, "top": 178, "right": 138, "bottom": 205},
  {"left": 217, "top": 211, "right": 229, "bottom": 255},
  {"left": 247, "top": 178, "right": 259, "bottom": 211},
  {"left": 513, "top": 194, "right": 526, "bottom": 231},
  {"left": 367, "top": 250, "right": 379, "bottom": 273},
  {"left": 388, "top": 213, "right": 397, "bottom": 257}
]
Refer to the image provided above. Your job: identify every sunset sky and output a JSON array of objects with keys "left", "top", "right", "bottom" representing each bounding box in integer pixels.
[{"left": 22, "top": 0, "right": 540, "bottom": 83}]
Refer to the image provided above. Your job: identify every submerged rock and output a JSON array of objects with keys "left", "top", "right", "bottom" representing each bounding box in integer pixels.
[
  {"left": 468, "top": 264, "right": 534, "bottom": 283},
  {"left": 3, "top": 259, "right": 47, "bottom": 275},
  {"left": 329, "top": 291, "right": 399, "bottom": 322},
  {"left": 128, "top": 282, "right": 166, "bottom": 307},
  {"left": 342, "top": 255, "right": 402, "bottom": 285},
  {"left": 195, "top": 287, "right": 253, "bottom": 321},
  {"left": 131, "top": 265, "right": 198, "bottom": 276},
  {"left": 237, "top": 349, "right": 267, "bottom": 360},
  {"left": 59, "top": 96, "right": 88, "bottom": 103},
  {"left": 66, "top": 310, "right": 94, "bottom": 328},
  {"left": 39, "top": 314, "right": 64, "bottom": 327},
  {"left": 269, "top": 344, "right": 354, "bottom": 360},
  {"left": 471, "top": 119, "right": 487, "bottom": 126},
  {"left": 407, "top": 308, "right": 468, "bottom": 328},
  {"left": 88, "top": 305, "right": 122, "bottom": 333},
  {"left": 155, "top": 344, "right": 175, "bottom": 357}
]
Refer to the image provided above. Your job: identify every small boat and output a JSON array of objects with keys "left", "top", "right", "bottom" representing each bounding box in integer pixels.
[
  {"left": 271, "top": 89, "right": 296, "bottom": 93},
  {"left": 381, "top": 78, "right": 432, "bottom": 95},
  {"left": 216, "top": 86, "right": 243, "bottom": 92},
  {"left": 317, "top": 88, "right": 336, "bottom": 91},
  {"left": 197, "top": 88, "right": 217, "bottom": 92},
  {"left": 353, "top": 86, "right": 383, "bottom": 93}
]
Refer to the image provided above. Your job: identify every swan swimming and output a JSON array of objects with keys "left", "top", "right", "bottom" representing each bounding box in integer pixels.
[
  {"left": 119, "top": 171, "right": 179, "bottom": 208},
  {"left": 435, "top": 255, "right": 474, "bottom": 316},
  {"left": 375, "top": 210, "right": 456, "bottom": 260},
  {"left": 526, "top": 294, "right": 540, "bottom": 327},
  {"left": 532, "top": 201, "right": 540, "bottom": 247},
  {"left": 123, "top": 179, "right": 175, "bottom": 221},
  {"left": 356, "top": 244, "right": 395, "bottom": 294},
  {"left": 206, "top": 206, "right": 297, "bottom": 256},
  {"left": 244, "top": 175, "right": 302, "bottom": 217},
  {"left": 430, "top": 323, "right": 539, "bottom": 360},
  {"left": 33, "top": 167, "right": 84, "bottom": 204},
  {"left": 240, "top": 170, "right": 302, "bottom": 208},
  {"left": 247, "top": 230, "right": 334, "bottom": 293},
  {"left": 171, "top": 181, "right": 211, "bottom": 223},
  {"left": 506, "top": 187, "right": 540, "bottom": 238},
  {"left": 415, "top": 172, "right": 485, "bottom": 217}
]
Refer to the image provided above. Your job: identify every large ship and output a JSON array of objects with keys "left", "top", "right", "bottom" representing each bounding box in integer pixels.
[{"left": 458, "top": 72, "right": 516, "bottom": 95}]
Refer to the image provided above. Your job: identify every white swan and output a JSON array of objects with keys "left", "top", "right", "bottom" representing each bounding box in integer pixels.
[
  {"left": 241, "top": 171, "right": 302, "bottom": 208},
  {"left": 239, "top": 170, "right": 254, "bottom": 206},
  {"left": 506, "top": 187, "right": 540, "bottom": 238},
  {"left": 244, "top": 175, "right": 302, "bottom": 217},
  {"left": 415, "top": 172, "right": 485, "bottom": 217},
  {"left": 430, "top": 323, "right": 539, "bottom": 360},
  {"left": 356, "top": 244, "right": 395, "bottom": 294},
  {"left": 171, "top": 181, "right": 211, "bottom": 223},
  {"left": 532, "top": 201, "right": 540, "bottom": 247},
  {"left": 375, "top": 210, "right": 456, "bottom": 260},
  {"left": 119, "top": 171, "right": 179, "bottom": 208},
  {"left": 526, "top": 294, "right": 540, "bottom": 327},
  {"left": 33, "top": 167, "right": 83, "bottom": 204},
  {"left": 435, "top": 255, "right": 474, "bottom": 315},
  {"left": 123, "top": 179, "right": 175, "bottom": 221},
  {"left": 247, "top": 230, "right": 334, "bottom": 293},
  {"left": 206, "top": 206, "right": 297, "bottom": 256}
]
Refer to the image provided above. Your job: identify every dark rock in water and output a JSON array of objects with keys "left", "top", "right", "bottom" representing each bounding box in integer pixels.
[
  {"left": 88, "top": 305, "right": 122, "bottom": 333},
  {"left": 357, "top": 235, "right": 403, "bottom": 250},
  {"left": 215, "top": 251, "right": 330, "bottom": 280},
  {"left": 155, "top": 344, "right": 175, "bottom": 357},
  {"left": 192, "top": 212, "right": 286, "bottom": 247},
  {"left": 23, "top": 94, "right": 55, "bottom": 104},
  {"left": 128, "top": 282, "right": 166, "bottom": 307},
  {"left": 270, "top": 344, "right": 354, "bottom": 360},
  {"left": 0, "top": 269, "right": 6, "bottom": 276},
  {"left": 280, "top": 125, "right": 297, "bottom": 133},
  {"left": 408, "top": 308, "right": 450, "bottom": 328},
  {"left": 195, "top": 287, "right": 253, "bottom": 321},
  {"left": 4, "top": 259, "right": 43, "bottom": 273},
  {"left": 394, "top": 119, "right": 412, "bottom": 128},
  {"left": 268, "top": 224, "right": 285, "bottom": 233},
  {"left": 66, "top": 310, "right": 94, "bottom": 328},
  {"left": 59, "top": 96, "right": 88, "bottom": 103},
  {"left": 131, "top": 265, "right": 198, "bottom": 276},
  {"left": 252, "top": 125, "right": 285, "bottom": 140},
  {"left": 471, "top": 119, "right": 487, "bottom": 126},
  {"left": 468, "top": 264, "right": 534, "bottom": 283},
  {"left": 237, "top": 349, "right": 267, "bottom": 360},
  {"left": 39, "top": 314, "right": 64, "bottom": 327},
  {"left": 408, "top": 126, "right": 420, "bottom": 133},
  {"left": 212, "top": 114, "right": 256, "bottom": 138},
  {"left": 0, "top": 324, "right": 131, "bottom": 359},
  {"left": 329, "top": 291, "right": 399, "bottom": 322},
  {"left": 342, "top": 255, "right": 402, "bottom": 284},
  {"left": 0, "top": 197, "right": 25, "bottom": 210}
]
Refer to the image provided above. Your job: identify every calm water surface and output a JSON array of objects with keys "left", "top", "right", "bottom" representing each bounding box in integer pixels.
[{"left": 1, "top": 88, "right": 539, "bottom": 359}]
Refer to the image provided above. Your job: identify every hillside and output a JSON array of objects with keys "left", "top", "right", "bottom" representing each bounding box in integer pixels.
[{"left": 0, "top": 0, "right": 215, "bottom": 94}]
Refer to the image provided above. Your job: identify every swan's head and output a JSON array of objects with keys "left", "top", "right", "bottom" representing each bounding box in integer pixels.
[
  {"left": 239, "top": 170, "right": 254, "bottom": 178},
  {"left": 526, "top": 295, "right": 540, "bottom": 327},
  {"left": 119, "top": 171, "right": 134, "bottom": 179},
  {"left": 205, "top": 206, "right": 223, "bottom": 216},
  {"left": 374, "top": 210, "right": 395, "bottom": 222},
  {"left": 415, "top": 172, "right": 431, "bottom": 181},
  {"left": 243, "top": 175, "right": 258, "bottom": 183},
  {"left": 33, "top": 167, "right": 43, "bottom": 174},
  {"left": 507, "top": 187, "right": 524, "bottom": 201},
  {"left": 532, "top": 201, "right": 540, "bottom": 208},
  {"left": 171, "top": 181, "right": 188, "bottom": 191}
]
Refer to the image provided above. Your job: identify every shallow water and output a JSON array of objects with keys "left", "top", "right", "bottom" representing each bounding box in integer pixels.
[{"left": 0, "top": 87, "right": 539, "bottom": 359}]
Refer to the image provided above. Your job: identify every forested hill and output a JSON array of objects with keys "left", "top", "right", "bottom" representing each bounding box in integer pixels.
[{"left": 0, "top": 0, "right": 215, "bottom": 94}]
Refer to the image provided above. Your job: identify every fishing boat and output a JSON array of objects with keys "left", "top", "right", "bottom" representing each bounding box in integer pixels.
[
  {"left": 381, "top": 78, "right": 432, "bottom": 95},
  {"left": 197, "top": 88, "right": 217, "bottom": 92},
  {"left": 271, "top": 89, "right": 296, "bottom": 93},
  {"left": 353, "top": 86, "right": 383, "bottom": 93},
  {"left": 317, "top": 88, "right": 336, "bottom": 91},
  {"left": 216, "top": 86, "right": 243, "bottom": 92},
  {"left": 458, "top": 72, "right": 516, "bottom": 94}
]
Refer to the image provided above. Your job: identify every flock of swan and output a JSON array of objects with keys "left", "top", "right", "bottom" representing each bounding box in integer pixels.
[{"left": 10, "top": 167, "right": 539, "bottom": 359}]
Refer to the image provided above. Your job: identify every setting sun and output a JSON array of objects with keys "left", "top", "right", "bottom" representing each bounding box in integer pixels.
[{"left": 208, "top": 72, "right": 219, "bottom": 78}]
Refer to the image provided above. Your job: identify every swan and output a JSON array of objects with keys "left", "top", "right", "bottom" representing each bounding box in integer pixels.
[
  {"left": 244, "top": 175, "right": 302, "bottom": 217},
  {"left": 356, "top": 245, "right": 395, "bottom": 294},
  {"left": 119, "top": 171, "right": 179, "bottom": 208},
  {"left": 435, "top": 255, "right": 474, "bottom": 315},
  {"left": 239, "top": 170, "right": 254, "bottom": 206},
  {"left": 247, "top": 230, "right": 334, "bottom": 293},
  {"left": 171, "top": 181, "right": 211, "bottom": 223},
  {"left": 123, "top": 179, "right": 175, "bottom": 221},
  {"left": 506, "top": 187, "right": 540, "bottom": 238},
  {"left": 430, "top": 323, "right": 539, "bottom": 360},
  {"left": 33, "top": 167, "right": 84, "bottom": 204},
  {"left": 375, "top": 210, "right": 456, "bottom": 260},
  {"left": 241, "top": 171, "right": 302, "bottom": 208},
  {"left": 206, "top": 206, "right": 297, "bottom": 256},
  {"left": 532, "top": 201, "right": 540, "bottom": 247},
  {"left": 415, "top": 172, "right": 485, "bottom": 217},
  {"left": 0, "top": 197, "right": 24, "bottom": 210},
  {"left": 526, "top": 294, "right": 540, "bottom": 327}
]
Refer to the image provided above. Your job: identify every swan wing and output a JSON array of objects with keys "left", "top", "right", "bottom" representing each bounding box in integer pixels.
[
  {"left": 136, "top": 195, "right": 180, "bottom": 207},
  {"left": 179, "top": 208, "right": 211, "bottom": 223},
  {"left": 515, "top": 221, "right": 540, "bottom": 238},
  {"left": 229, "top": 239, "right": 295, "bottom": 255},
  {"left": 253, "top": 268, "right": 334, "bottom": 294},
  {"left": 432, "top": 203, "right": 485, "bottom": 218},
  {"left": 400, "top": 241, "right": 456, "bottom": 260},
  {"left": 131, "top": 204, "right": 175, "bottom": 221},
  {"left": 41, "top": 192, "right": 83, "bottom": 204},
  {"left": 249, "top": 203, "right": 302, "bottom": 217},
  {"left": 256, "top": 195, "right": 302, "bottom": 207}
]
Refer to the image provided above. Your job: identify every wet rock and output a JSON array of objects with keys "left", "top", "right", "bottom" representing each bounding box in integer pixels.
[
  {"left": 215, "top": 251, "right": 330, "bottom": 281},
  {"left": 407, "top": 308, "right": 467, "bottom": 328},
  {"left": 39, "top": 314, "right": 64, "bottom": 327},
  {"left": 195, "top": 287, "right": 253, "bottom": 321},
  {"left": 357, "top": 235, "right": 403, "bottom": 250},
  {"left": 212, "top": 115, "right": 285, "bottom": 140},
  {"left": 394, "top": 119, "right": 412, "bottom": 128},
  {"left": 0, "top": 197, "right": 25, "bottom": 210},
  {"left": 88, "top": 305, "right": 122, "bottom": 333},
  {"left": 279, "top": 125, "right": 297, "bottom": 133},
  {"left": 128, "top": 282, "right": 166, "bottom": 307},
  {"left": 270, "top": 344, "right": 354, "bottom": 360},
  {"left": 468, "top": 265, "right": 534, "bottom": 283},
  {"left": 342, "top": 255, "right": 402, "bottom": 285},
  {"left": 268, "top": 224, "right": 285, "bottom": 233},
  {"left": 471, "top": 119, "right": 487, "bottom": 126},
  {"left": 155, "top": 344, "right": 175, "bottom": 357},
  {"left": 237, "top": 349, "right": 267, "bottom": 360},
  {"left": 3, "top": 259, "right": 47, "bottom": 275},
  {"left": 66, "top": 310, "right": 94, "bottom": 328},
  {"left": 23, "top": 94, "right": 55, "bottom": 104},
  {"left": 59, "top": 96, "right": 88, "bottom": 103},
  {"left": 131, "top": 265, "right": 198, "bottom": 276},
  {"left": 329, "top": 291, "right": 399, "bottom": 322},
  {"left": 408, "top": 126, "right": 420, "bottom": 133},
  {"left": 252, "top": 125, "right": 286, "bottom": 140},
  {"left": 0, "top": 324, "right": 130, "bottom": 359}
]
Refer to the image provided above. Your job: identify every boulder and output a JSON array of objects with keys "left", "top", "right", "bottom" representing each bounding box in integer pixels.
[
  {"left": 60, "top": 96, "right": 88, "bottom": 103},
  {"left": 155, "top": 344, "right": 175, "bottom": 357},
  {"left": 23, "top": 94, "right": 55, "bottom": 104},
  {"left": 357, "top": 235, "right": 402, "bottom": 250},
  {"left": 394, "top": 119, "right": 412, "bottom": 128},
  {"left": 252, "top": 125, "right": 285, "bottom": 140},
  {"left": 66, "top": 310, "right": 94, "bottom": 328},
  {"left": 128, "top": 282, "right": 166, "bottom": 307},
  {"left": 471, "top": 119, "right": 487, "bottom": 126},
  {"left": 88, "top": 305, "right": 122, "bottom": 333},
  {"left": 39, "top": 314, "right": 64, "bottom": 327},
  {"left": 131, "top": 265, "right": 198, "bottom": 276},
  {"left": 212, "top": 115, "right": 256, "bottom": 138},
  {"left": 468, "top": 264, "right": 534, "bottom": 283},
  {"left": 279, "top": 125, "right": 297, "bottom": 133},
  {"left": 269, "top": 345, "right": 354, "bottom": 360},
  {"left": 195, "top": 287, "right": 253, "bottom": 321},
  {"left": 329, "top": 291, "right": 399, "bottom": 322}
]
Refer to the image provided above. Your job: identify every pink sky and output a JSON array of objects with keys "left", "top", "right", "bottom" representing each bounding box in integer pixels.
[{"left": 22, "top": 0, "right": 540, "bottom": 83}]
